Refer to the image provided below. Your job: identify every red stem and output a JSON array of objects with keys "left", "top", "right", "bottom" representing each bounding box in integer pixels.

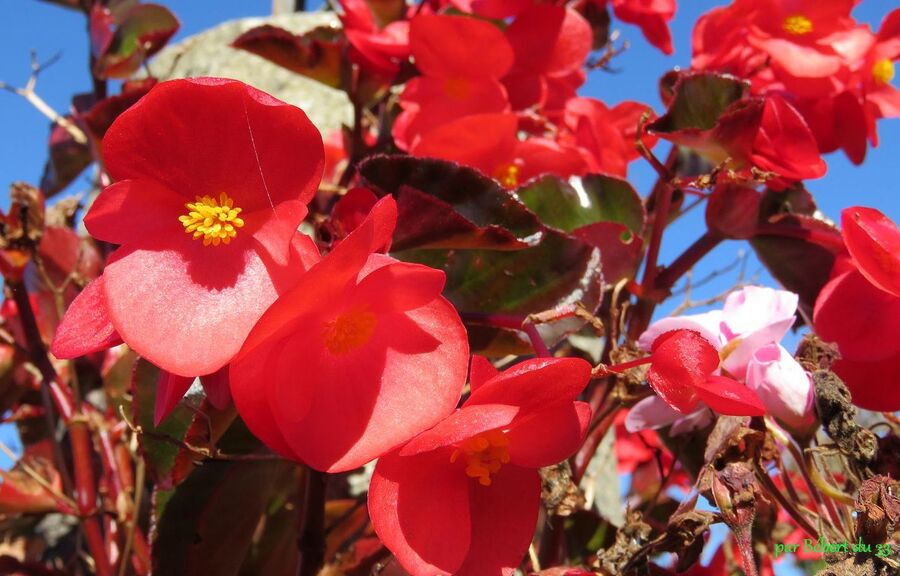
[
  {"left": 8, "top": 281, "right": 113, "bottom": 576},
  {"left": 570, "top": 406, "right": 619, "bottom": 484},
  {"left": 653, "top": 231, "right": 724, "bottom": 291},
  {"left": 459, "top": 312, "right": 552, "bottom": 357},
  {"left": 628, "top": 148, "right": 679, "bottom": 339}
]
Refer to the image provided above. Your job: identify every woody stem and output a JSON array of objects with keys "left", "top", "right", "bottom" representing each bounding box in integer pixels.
[
  {"left": 296, "top": 467, "right": 327, "bottom": 576},
  {"left": 8, "top": 281, "right": 112, "bottom": 576}
]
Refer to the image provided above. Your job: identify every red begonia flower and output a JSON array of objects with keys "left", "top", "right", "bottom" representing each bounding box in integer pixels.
[
  {"left": 814, "top": 236, "right": 900, "bottom": 412},
  {"left": 841, "top": 206, "right": 900, "bottom": 297},
  {"left": 412, "top": 113, "right": 587, "bottom": 187},
  {"left": 450, "top": 0, "right": 531, "bottom": 19},
  {"left": 51, "top": 78, "right": 324, "bottom": 379},
  {"left": 502, "top": 5, "right": 592, "bottom": 111},
  {"left": 369, "top": 358, "right": 592, "bottom": 576},
  {"left": 562, "top": 98, "right": 655, "bottom": 177},
  {"left": 747, "top": 0, "right": 858, "bottom": 78},
  {"left": 339, "top": 0, "right": 410, "bottom": 75},
  {"left": 392, "top": 14, "right": 513, "bottom": 149},
  {"left": 230, "top": 196, "right": 470, "bottom": 472},
  {"left": 651, "top": 91, "right": 825, "bottom": 185},
  {"left": 692, "top": 2, "right": 765, "bottom": 79},
  {"left": 610, "top": 0, "right": 676, "bottom": 55},
  {"left": 647, "top": 329, "right": 766, "bottom": 416},
  {"left": 331, "top": 187, "right": 381, "bottom": 241}
]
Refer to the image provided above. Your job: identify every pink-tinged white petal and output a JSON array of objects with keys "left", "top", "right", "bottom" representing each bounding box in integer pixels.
[
  {"left": 624, "top": 396, "right": 684, "bottom": 432},
  {"left": 746, "top": 344, "right": 816, "bottom": 436},
  {"left": 669, "top": 408, "right": 715, "bottom": 436},
  {"left": 638, "top": 310, "right": 725, "bottom": 352},
  {"left": 720, "top": 286, "right": 798, "bottom": 341}
]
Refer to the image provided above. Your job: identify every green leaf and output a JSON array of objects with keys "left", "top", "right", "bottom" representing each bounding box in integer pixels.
[
  {"left": 515, "top": 174, "right": 644, "bottom": 235},
  {"left": 131, "top": 358, "right": 193, "bottom": 488},
  {"left": 231, "top": 24, "right": 344, "bottom": 89},
  {"left": 395, "top": 229, "right": 603, "bottom": 353},
  {"left": 360, "top": 155, "right": 543, "bottom": 250},
  {"left": 94, "top": 4, "right": 180, "bottom": 79},
  {"left": 152, "top": 460, "right": 297, "bottom": 576},
  {"left": 648, "top": 72, "right": 749, "bottom": 134}
]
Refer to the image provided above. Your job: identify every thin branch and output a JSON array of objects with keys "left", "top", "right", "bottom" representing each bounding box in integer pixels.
[
  {"left": 117, "top": 405, "right": 282, "bottom": 462},
  {"left": 1, "top": 51, "right": 88, "bottom": 144},
  {"left": 0, "top": 440, "right": 78, "bottom": 513}
]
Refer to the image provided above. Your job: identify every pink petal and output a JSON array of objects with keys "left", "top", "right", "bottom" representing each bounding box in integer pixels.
[{"left": 638, "top": 310, "right": 725, "bottom": 352}]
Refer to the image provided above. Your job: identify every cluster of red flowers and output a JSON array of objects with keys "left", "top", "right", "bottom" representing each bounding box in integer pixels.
[
  {"left": 693, "top": 0, "right": 900, "bottom": 164},
  {"left": 5, "top": 0, "right": 897, "bottom": 574},
  {"left": 339, "top": 4, "right": 658, "bottom": 187},
  {"left": 49, "top": 78, "right": 593, "bottom": 574}
]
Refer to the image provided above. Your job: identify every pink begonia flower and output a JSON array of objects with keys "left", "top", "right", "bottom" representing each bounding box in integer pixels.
[
  {"left": 746, "top": 343, "right": 817, "bottom": 437},
  {"left": 631, "top": 286, "right": 814, "bottom": 434},
  {"left": 639, "top": 285, "right": 798, "bottom": 375}
]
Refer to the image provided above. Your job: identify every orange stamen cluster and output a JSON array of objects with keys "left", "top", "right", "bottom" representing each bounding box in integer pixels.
[
  {"left": 450, "top": 429, "right": 510, "bottom": 486},
  {"left": 323, "top": 308, "right": 377, "bottom": 355},
  {"left": 782, "top": 15, "right": 813, "bottom": 35},
  {"left": 873, "top": 59, "right": 895, "bottom": 86},
  {"left": 179, "top": 192, "right": 244, "bottom": 246},
  {"left": 493, "top": 163, "right": 520, "bottom": 189}
]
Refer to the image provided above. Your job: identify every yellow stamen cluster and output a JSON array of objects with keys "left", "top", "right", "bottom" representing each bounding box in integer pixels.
[
  {"left": 873, "top": 59, "right": 895, "bottom": 86},
  {"left": 323, "top": 308, "right": 377, "bottom": 355},
  {"left": 450, "top": 429, "right": 510, "bottom": 486},
  {"left": 782, "top": 15, "right": 813, "bottom": 35},
  {"left": 179, "top": 193, "right": 245, "bottom": 246},
  {"left": 493, "top": 163, "right": 520, "bottom": 189}
]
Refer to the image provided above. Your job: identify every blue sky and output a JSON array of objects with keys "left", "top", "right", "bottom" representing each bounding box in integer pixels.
[{"left": 1, "top": 1, "right": 897, "bottom": 571}]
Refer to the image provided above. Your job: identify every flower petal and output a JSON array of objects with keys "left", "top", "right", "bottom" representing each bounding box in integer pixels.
[
  {"left": 83, "top": 179, "right": 185, "bottom": 245},
  {"left": 624, "top": 395, "right": 684, "bottom": 432},
  {"left": 694, "top": 375, "right": 766, "bottom": 417},
  {"left": 370, "top": 449, "right": 472, "bottom": 575},
  {"left": 354, "top": 261, "right": 446, "bottom": 312},
  {"left": 249, "top": 200, "right": 309, "bottom": 267},
  {"left": 50, "top": 276, "right": 123, "bottom": 359},
  {"left": 236, "top": 196, "right": 397, "bottom": 353},
  {"left": 469, "top": 355, "right": 499, "bottom": 392},
  {"left": 155, "top": 371, "right": 194, "bottom": 426},
  {"left": 646, "top": 329, "right": 718, "bottom": 413},
  {"left": 506, "top": 401, "right": 590, "bottom": 468},
  {"left": 103, "top": 77, "right": 324, "bottom": 211},
  {"left": 103, "top": 236, "right": 299, "bottom": 377},
  {"left": 466, "top": 357, "right": 591, "bottom": 412},
  {"left": 399, "top": 404, "right": 520, "bottom": 457},
  {"left": 455, "top": 464, "right": 541, "bottom": 576},
  {"left": 842, "top": 206, "right": 900, "bottom": 297},
  {"left": 813, "top": 268, "right": 900, "bottom": 361},
  {"left": 270, "top": 301, "right": 468, "bottom": 472},
  {"left": 410, "top": 14, "right": 513, "bottom": 78},
  {"left": 638, "top": 310, "right": 725, "bottom": 352}
]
